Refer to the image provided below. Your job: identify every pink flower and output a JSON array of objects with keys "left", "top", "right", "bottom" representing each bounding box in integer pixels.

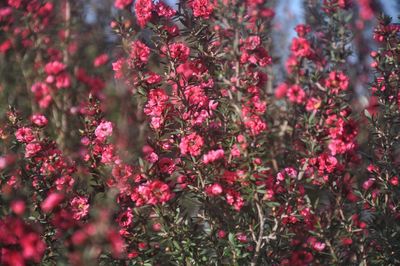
[
  {"left": 291, "top": 37, "right": 312, "bottom": 58},
  {"left": 144, "top": 88, "right": 169, "bottom": 117},
  {"left": 93, "top": 53, "right": 109, "bottom": 67},
  {"left": 30, "top": 114, "right": 48, "bottom": 127},
  {"left": 55, "top": 175, "right": 75, "bottom": 191},
  {"left": 313, "top": 242, "right": 326, "bottom": 252},
  {"left": 152, "top": 222, "right": 162, "bottom": 231},
  {"left": 205, "top": 183, "right": 223, "bottom": 196},
  {"left": 362, "top": 178, "right": 375, "bottom": 190},
  {"left": 31, "top": 82, "right": 52, "bottom": 109},
  {"left": 325, "top": 71, "right": 349, "bottom": 93},
  {"left": 11, "top": 200, "right": 26, "bottom": 216},
  {"left": 217, "top": 230, "right": 226, "bottom": 238},
  {"left": 230, "top": 144, "right": 241, "bottom": 158},
  {"left": 70, "top": 196, "right": 90, "bottom": 220},
  {"left": 128, "top": 250, "right": 139, "bottom": 258},
  {"left": 41, "top": 193, "right": 64, "bottom": 213},
  {"left": 155, "top": 2, "right": 176, "bottom": 18},
  {"left": 95, "top": 121, "right": 113, "bottom": 142},
  {"left": 145, "top": 152, "right": 159, "bottom": 163},
  {"left": 179, "top": 132, "right": 204, "bottom": 156},
  {"left": 44, "top": 61, "right": 66, "bottom": 75},
  {"left": 166, "top": 42, "right": 190, "bottom": 62},
  {"left": 134, "top": 0, "right": 153, "bottom": 27},
  {"left": 20, "top": 233, "right": 46, "bottom": 263},
  {"left": 130, "top": 40, "right": 151, "bottom": 67},
  {"left": 295, "top": 24, "right": 311, "bottom": 37},
  {"left": 341, "top": 237, "right": 353, "bottom": 245},
  {"left": 114, "top": 0, "right": 132, "bottom": 9},
  {"left": 25, "top": 143, "right": 41, "bottom": 158},
  {"left": 286, "top": 84, "right": 306, "bottom": 104},
  {"left": 243, "top": 36, "right": 261, "bottom": 50},
  {"left": 236, "top": 232, "right": 247, "bottom": 243},
  {"left": 184, "top": 85, "right": 209, "bottom": 107},
  {"left": 390, "top": 176, "right": 399, "bottom": 186},
  {"left": 101, "top": 145, "right": 115, "bottom": 164},
  {"left": 117, "top": 208, "right": 133, "bottom": 227},
  {"left": 15, "top": 127, "right": 35, "bottom": 143},
  {"left": 108, "top": 230, "right": 126, "bottom": 258},
  {"left": 158, "top": 158, "right": 176, "bottom": 174},
  {"left": 244, "top": 115, "right": 267, "bottom": 136},
  {"left": 112, "top": 58, "right": 125, "bottom": 79},
  {"left": 306, "top": 97, "right": 321, "bottom": 111},
  {"left": 7, "top": 0, "right": 22, "bottom": 8},
  {"left": 203, "top": 149, "right": 224, "bottom": 164},
  {"left": 20, "top": 232, "right": 46, "bottom": 263},
  {"left": 55, "top": 72, "right": 71, "bottom": 89},
  {"left": 131, "top": 180, "right": 173, "bottom": 206},
  {"left": 226, "top": 190, "right": 244, "bottom": 211},
  {"left": 0, "top": 39, "right": 12, "bottom": 54},
  {"left": 275, "top": 83, "right": 288, "bottom": 99},
  {"left": 145, "top": 72, "right": 162, "bottom": 84},
  {"left": 190, "top": 0, "right": 214, "bottom": 18}
]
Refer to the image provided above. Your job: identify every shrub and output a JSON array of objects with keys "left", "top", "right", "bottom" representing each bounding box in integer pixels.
[{"left": 0, "top": 0, "right": 399, "bottom": 265}]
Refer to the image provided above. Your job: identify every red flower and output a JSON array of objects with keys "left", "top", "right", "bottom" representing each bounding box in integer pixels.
[
  {"left": 112, "top": 58, "right": 125, "bottom": 79},
  {"left": 131, "top": 180, "right": 173, "bottom": 206},
  {"left": 325, "top": 71, "right": 349, "bottom": 93},
  {"left": 179, "top": 132, "right": 204, "bottom": 156},
  {"left": 0, "top": 39, "right": 12, "bottom": 54},
  {"left": 144, "top": 88, "right": 169, "bottom": 116},
  {"left": 93, "top": 53, "right": 109, "bottom": 67},
  {"left": 155, "top": 2, "right": 176, "bottom": 18},
  {"left": 295, "top": 24, "right": 311, "bottom": 37},
  {"left": 70, "top": 196, "right": 90, "bottom": 220},
  {"left": 30, "top": 114, "right": 48, "bottom": 127},
  {"left": 158, "top": 157, "right": 176, "bottom": 174},
  {"left": 165, "top": 42, "right": 190, "bottom": 62},
  {"left": 44, "top": 61, "right": 66, "bottom": 75},
  {"left": 291, "top": 37, "right": 312, "bottom": 58},
  {"left": 117, "top": 208, "right": 134, "bottom": 227},
  {"left": 226, "top": 190, "right": 244, "bottom": 211},
  {"left": 20, "top": 233, "right": 46, "bottom": 263},
  {"left": 15, "top": 127, "right": 35, "bottom": 143},
  {"left": 134, "top": 0, "right": 153, "bottom": 27},
  {"left": 114, "top": 0, "right": 133, "bottom": 9},
  {"left": 25, "top": 143, "right": 42, "bottom": 158},
  {"left": 184, "top": 85, "right": 209, "bottom": 108},
  {"left": 202, "top": 149, "right": 224, "bottom": 164},
  {"left": 286, "top": 84, "right": 306, "bottom": 104},
  {"left": 41, "top": 192, "right": 64, "bottom": 213},
  {"left": 0, "top": 217, "right": 46, "bottom": 265},
  {"left": 190, "top": 0, "right": 214, "bottom": 19},
  {"left": 205, "top": 183, "right": 223, "bottom": 196},
  {"left": 7, "top": 0, "right": 21, "bottom": 8},
  {"left": 11, "top": 200, "right": 26, "bottom": 216},
  {"left": 275, "top": 83, "right": 288, "bottom": 99},
  {"left": 95, "top": 121, "right": 113, "bottom": 142},
  {"left": 130, "top": 40, "right": 151, "bottom": 67}
]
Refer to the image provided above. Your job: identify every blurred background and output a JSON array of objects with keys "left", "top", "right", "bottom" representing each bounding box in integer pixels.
[{"left": 1, "top": 0, "right": 399, "bottom": 158}]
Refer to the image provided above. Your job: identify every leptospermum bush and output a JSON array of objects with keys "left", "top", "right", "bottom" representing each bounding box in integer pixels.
[{"left": 0, "top": 0, "right": 400, "bottom": 265}]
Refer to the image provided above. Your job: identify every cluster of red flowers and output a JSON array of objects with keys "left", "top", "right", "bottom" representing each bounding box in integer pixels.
[
  {"left": 0, "top": 217, "right": 46, "bottom": 265},
  {"left": 1, "top": 0, "right": 400, "bottom": 265}
]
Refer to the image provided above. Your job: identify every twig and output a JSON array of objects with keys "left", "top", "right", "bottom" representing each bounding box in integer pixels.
[{"left": 250, "top": 195, "right": 265, "bottom": 266}]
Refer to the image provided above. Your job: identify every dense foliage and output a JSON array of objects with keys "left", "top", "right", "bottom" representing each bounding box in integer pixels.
[{"left": 0, "top": 0, "right": 399, "bottom": 265}]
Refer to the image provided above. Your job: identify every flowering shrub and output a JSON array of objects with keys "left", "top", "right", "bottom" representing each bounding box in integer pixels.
[{"left": 0, "top": 0, "right": 400, "bottom": 265}]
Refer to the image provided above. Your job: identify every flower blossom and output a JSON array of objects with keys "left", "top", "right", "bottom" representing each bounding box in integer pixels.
[
  {"left": 95, "top": 121, "right": 113, "bottom": 142},
  {"left": 179, "top": 132, "right": 204, "bottom": 156},
  {"left": 70, "top": 196, "right": 90, "bottom": 220}
]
